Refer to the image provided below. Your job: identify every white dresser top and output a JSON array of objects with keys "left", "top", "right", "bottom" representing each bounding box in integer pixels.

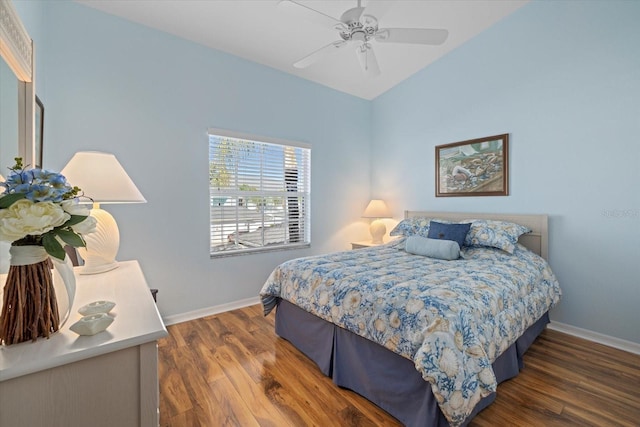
[{"left": 0, "top": 260, "right": 167, "bottom": 381}]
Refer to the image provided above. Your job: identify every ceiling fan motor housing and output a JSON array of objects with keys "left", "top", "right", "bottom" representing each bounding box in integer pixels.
[{"left": 339, "top": 7, "right": 378, "bottom": 43}]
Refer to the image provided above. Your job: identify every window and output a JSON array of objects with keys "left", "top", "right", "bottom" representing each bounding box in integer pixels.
[{"left": 208, "top": 129, "right": 311, "bottom": 256}]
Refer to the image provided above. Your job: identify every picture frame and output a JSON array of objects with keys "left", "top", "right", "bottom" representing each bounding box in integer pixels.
[
  {"left": 35, "top": 95, "right": 44, "bottom": 168},
  {"left": 435, "top": 133, "right": 509, "bottom": 197}
]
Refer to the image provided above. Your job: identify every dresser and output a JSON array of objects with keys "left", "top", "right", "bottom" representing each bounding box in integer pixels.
[{"left": 0, "top": 260, "right": 168, "bottom": 427}]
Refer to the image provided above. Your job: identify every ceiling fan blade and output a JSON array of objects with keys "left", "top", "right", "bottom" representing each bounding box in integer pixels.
[
  {"left": 278, "top": 0, "right": 341, "bottom": 28},
  {"left": 375, "top": 28, "right": 449, "bottom": 45},
  {"left": 340, "top": 6, "right": 365, "bottom": 25},
  {"left": 355, "top": 43, "right": 380, "bottom": 78},
  {"left": 361, "top": 0, "right": 392, "bottom": 21},
  {"left": 294, "top": 40, "right": 348, "bottom": 69}
]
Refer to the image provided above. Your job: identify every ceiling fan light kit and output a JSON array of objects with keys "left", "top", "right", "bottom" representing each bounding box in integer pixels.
[{"left": 281, "top": 0, "right": 449, "bottom": 77}]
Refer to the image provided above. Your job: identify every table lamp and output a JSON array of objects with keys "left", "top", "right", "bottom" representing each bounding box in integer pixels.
[
  {"left": 61, "top": 151, "right": 146, "bottom": 274},
  {"left": 362, "top": 199, "right": 391, "bottom": 244}
]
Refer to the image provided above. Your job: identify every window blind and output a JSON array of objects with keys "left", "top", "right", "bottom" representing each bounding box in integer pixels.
[{"left": 208, "top": 131, "right": 311, "bottom": 255}]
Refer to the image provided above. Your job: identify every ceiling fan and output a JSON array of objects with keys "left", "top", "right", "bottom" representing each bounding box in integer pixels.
[{"left": 279, "top": 0, "right": 449, "bottom": 77}]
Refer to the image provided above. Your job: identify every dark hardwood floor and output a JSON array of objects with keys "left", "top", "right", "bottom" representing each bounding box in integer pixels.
[{"left": 158, "top": 304, "right": 640, "bottom": 426}]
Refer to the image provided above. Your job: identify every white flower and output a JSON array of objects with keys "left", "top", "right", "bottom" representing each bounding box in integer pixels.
[
  {"left": 0, "top": 199, "right": 69, "bottom": 242},
  {"left": 60, "top": 200, "right": 97, "bottom": 236},
  {"left": 71, "top": 215, "right": 97, "bottom": 235},
  {"left": 61, "top": 199, "right": 91, "bottom": 216}
]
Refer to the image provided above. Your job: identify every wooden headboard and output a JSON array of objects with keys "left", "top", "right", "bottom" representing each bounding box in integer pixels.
[{"left": 405, "top": 211, "right": 549, "bottom": 260}]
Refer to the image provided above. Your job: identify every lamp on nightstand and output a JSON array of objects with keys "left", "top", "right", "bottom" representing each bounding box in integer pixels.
[
  {"left": 362, "top": 199, "right": 391, "bottom": 244},
  {"left": 61, "top": 151, "right": 146, "bottom": 274}
]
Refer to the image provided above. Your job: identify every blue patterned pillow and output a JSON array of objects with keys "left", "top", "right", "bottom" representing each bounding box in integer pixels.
[
  {"left": 389, "top": 217, "right": 432, "bottom": 237},
  {"left": 463, "top": 219, "right": 530, "bottom": 254},
  {"left": 427, "top": 221, "right": 471, "bottom": 248}
]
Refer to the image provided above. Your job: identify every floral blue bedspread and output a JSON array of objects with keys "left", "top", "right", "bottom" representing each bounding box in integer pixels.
[{"left": 260, "top": 239, "right": 561, "bottom": 426}]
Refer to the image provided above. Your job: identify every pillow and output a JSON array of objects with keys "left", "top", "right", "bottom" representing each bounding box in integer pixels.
[
  {"left": 463, "top": 219, "right": 531, "bottom": 254},
  {"left": 427, "top": 221, "right": 471, "bottom": 248},
  {"left": 405, "top": 236, "right": 460, "bottom": 260},
  {"left": 389, "top": 217, "right": 432, "bottom": 237}
]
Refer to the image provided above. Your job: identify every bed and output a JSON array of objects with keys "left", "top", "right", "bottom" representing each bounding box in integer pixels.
[{"left": 260, "top": 211, "right": 561, "bottom": 426}]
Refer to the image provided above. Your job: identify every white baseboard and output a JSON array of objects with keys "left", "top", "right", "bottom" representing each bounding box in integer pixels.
[
  {"left": 548, "top": 321, "right": 640, "bottom": 355},
  {"left": 162, "top": 296, "right": 261, "bottom": 326}
]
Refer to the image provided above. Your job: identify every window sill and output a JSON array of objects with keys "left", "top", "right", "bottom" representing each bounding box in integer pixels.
[{"left": 210, "top": 242, "right": 311, "bottom": 258}]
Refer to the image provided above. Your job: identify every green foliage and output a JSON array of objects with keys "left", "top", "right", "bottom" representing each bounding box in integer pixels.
[
  {"left": 62, "top": 215, "right": 89, "bottom": 228},
  {"left": 55, "top": 229, "right": 86, "bottom": 248},
  {"left": 0, "top": 193, "right": 26, "bottom": 209},
  {"left": 209, "top": 137, "right": 256, "bottom": 189},
  {"left": 42, "top": 234, "right": 66, "bottom": 260}
]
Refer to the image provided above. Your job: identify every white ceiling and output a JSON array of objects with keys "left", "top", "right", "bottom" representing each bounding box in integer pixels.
[{"left": 76, "top": 0, "right": 528, "bottom": 100}]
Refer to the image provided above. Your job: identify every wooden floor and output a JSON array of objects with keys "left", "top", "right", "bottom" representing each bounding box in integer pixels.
[{"left": 158, "top": 304, "right": 640, "bottom": 426}]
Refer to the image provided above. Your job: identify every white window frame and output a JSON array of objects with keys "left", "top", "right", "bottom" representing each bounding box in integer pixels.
[{"left": 208, "top": 128, "right": 311, "bottom": 257}]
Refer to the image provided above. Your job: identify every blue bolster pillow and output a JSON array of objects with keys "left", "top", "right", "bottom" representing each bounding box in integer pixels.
[{"left": 405, "top": 235, "right": 460, "bottom": 260}]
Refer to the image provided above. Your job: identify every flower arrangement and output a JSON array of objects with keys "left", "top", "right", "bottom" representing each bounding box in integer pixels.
[
  {"left": 0, "top": 157, "right": 96, "bottom": 258},
  {"left": 0, "top": 157, "right": 97, "bottom": 345}
]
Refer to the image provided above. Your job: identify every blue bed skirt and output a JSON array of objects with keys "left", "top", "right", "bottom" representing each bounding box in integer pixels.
[{"left": 275, "top": 299, "right": 549, "bottom": 427}]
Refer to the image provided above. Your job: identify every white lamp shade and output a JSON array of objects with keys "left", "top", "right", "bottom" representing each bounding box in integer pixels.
[
  {"left": 60, "top": 151, "right": 146, "bottom": 204},
  {"left": 362, "top": 199, "right": 391, "bottom": 218}
]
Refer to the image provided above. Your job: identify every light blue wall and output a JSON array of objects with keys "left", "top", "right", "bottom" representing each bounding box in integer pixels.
[
  {"left": 372, "top": 1, "right": 640, "bottom": 343},
  {"left": 21, "top": 1, "right": 371, "bottom": 318}
]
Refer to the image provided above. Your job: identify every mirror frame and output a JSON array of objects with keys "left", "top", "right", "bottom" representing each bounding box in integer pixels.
[{"left": 0, "top": 0, "right": 35, "bottom": 167}]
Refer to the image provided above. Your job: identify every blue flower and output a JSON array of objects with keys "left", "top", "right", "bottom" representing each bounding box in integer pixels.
[
  {"left": 3, "top": 168, "right": 74, "bottom": 202},
  {"left": 6, "top": 171, "right": 31, "bottom": 186},
  {"left": 25, "top": 184, "right": 63, "bottom": 202},
  {"left": 48, "top": 173, "right": 68, "bottom": 189},
  {"left": 8, "top": 183, "right": 32, "bottom": 194}
]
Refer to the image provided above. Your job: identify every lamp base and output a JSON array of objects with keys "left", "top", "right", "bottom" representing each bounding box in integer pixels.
[
  {"left": 78, "top": 207, "right": 120, "bottom": 275},
  {"left": 369, "top": 219, "right": 386, "bottom": 244}
]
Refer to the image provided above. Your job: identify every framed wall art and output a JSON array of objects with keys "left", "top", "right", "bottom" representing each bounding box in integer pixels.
[{"left": 435, "top": 133, "right": 509, "bottom": 197}]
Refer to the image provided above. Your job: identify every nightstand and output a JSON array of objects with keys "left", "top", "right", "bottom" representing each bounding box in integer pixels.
[{"left": 351, "top": 240, "right": 384, "bottom": 249}]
